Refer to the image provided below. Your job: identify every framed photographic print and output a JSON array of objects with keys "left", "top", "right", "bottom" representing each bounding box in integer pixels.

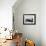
[{"left": 23, "top": 14, "right": 36, "bottom": 25}]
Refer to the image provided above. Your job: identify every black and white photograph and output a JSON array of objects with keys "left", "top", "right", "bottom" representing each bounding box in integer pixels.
[{"left": 23, "top": 14, "right": 36, "bottom": 25}]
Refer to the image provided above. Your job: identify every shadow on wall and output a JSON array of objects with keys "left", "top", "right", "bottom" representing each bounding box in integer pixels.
[
  {"left": 12, "top": 0, "right": 41, "bottom": 46},
  {"left": 23, "top": 33, "right": 41, "bottom": 46}
]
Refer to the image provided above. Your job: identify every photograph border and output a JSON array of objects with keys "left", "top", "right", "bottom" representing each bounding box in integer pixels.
[{"left": 23, "top": 14, "right": 36, "bottom": 25}]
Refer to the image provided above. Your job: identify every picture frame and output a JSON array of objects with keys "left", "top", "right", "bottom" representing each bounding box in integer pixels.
[{"left": 23, "top": 14, "right": 36, "bottom": 25}]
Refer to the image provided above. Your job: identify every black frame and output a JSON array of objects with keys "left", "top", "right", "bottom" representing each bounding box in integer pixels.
[{"left": 23, "top": 14, "right": 36, "bottom": 25}]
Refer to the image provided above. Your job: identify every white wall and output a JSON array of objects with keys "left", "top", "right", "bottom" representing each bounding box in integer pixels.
[
  {"left": 0, "top": 0, "right": 16, "bottom": 30},
  {"left": 13, "top": 0, "right": 41, "bottom": 46},
  {"left": 41, "top": 0, "right": 46, "bottom": 46}
]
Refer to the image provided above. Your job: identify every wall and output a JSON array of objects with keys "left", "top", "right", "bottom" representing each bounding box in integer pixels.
[
  {"left": 13, "top": 0, "right": 41, "bottom": 46},
  {"left": 41, "top": 0, "right": 46, "bottom": 46},
  {"left": 0, "top": 0, "right": 16, "bottom": 30}
]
